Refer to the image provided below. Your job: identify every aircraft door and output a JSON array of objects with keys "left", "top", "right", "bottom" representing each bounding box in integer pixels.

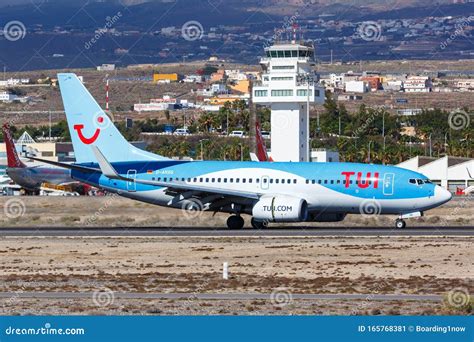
[
  {"left": 127, "top": 169, "right": 137, "bottom": 192},
  {"left": 383, "top": 173, "right": 395, "bottom": 196}
]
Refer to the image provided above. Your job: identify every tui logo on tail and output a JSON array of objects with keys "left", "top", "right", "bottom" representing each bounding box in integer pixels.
[{"left": 73, "top": 116, "right": 105, "bottom": 144}]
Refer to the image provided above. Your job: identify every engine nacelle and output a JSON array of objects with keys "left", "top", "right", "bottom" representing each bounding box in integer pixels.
[
  {"left": 252, "top": 196, "right": 308, "bottom": 222},
  {"left": 309, "top": 212, "right": 347, "bottom": 222}
]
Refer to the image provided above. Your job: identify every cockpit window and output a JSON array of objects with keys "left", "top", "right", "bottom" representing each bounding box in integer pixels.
[
  {"left": 423, "top": 179, "right": 433, "bottom": 184},
  {"left": 417, "top": 179, "right": 423, "bottom": 185},
  {"left": 409, "top": 179, "right": 416, "bottom": 184}
]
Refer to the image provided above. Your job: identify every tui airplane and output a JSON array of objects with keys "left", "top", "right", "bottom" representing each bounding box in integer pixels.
[{"left": 29, "top": 73, "right": 452, "bottom": 229}]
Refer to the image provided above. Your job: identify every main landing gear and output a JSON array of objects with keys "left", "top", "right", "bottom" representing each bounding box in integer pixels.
[
  {"left": 227, "top": 215, "right": 244, "bottom": 229},
  {"left": 395, "top": 218, "right": 406, "bottom": 229},
  {"left": 250, "top": 218, "right": 268, "bottom": 229}
]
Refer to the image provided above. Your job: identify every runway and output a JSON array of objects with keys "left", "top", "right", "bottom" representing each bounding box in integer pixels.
[
  {"left": 0, "top": 226, "right": 473, "bottom": 236},
  {"left": 0, "top": 292, "right": 443, "bottom": 302}
]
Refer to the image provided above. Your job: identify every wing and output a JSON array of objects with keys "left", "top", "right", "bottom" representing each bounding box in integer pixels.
[{"left": 92, "top": 146, "right": 261, "bottom": 200}]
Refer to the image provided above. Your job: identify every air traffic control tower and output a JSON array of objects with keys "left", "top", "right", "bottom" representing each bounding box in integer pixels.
[{"left": 253, "top": 42, "right": 325, "bottom": 162}]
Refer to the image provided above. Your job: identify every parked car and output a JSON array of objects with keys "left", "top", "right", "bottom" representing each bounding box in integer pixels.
[
  {"left": 174, "top": 128, "right": 190, "bottom": 135},
  {"left": 229, "top": 130, "right": 245, "bottom": 138},
  {"left": 261, "top": 131, "right": 271, "bottom": 139}
]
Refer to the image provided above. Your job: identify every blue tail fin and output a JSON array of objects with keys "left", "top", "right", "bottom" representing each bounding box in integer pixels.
[{"left": 58, "top": 73, "right": 168, "bottom": 163}]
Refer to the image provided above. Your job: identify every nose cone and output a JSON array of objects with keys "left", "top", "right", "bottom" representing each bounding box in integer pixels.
[{"left": 434, "top": 185, "right": 452, "bottom": 206}]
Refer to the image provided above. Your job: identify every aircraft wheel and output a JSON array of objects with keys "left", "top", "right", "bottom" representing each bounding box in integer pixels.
[
  {"left": 395, "top": 219, "right": 406, "bottom": 229},
  {"left": 251, "top": 218, "right": 268, "bottom": 229},
  {"left": 227, "top": 215, "right": 244, "bottom": 229}
]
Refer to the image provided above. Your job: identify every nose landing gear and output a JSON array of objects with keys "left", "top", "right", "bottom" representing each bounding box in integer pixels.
[{"left": 395, "top": 219, "right": 406, "bottom": 229}]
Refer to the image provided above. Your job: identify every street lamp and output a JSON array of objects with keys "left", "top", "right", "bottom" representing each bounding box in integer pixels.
[
  {"left": 296, "top": 73, "right": 315, "bottom": 161},
  {"left": 429, "top": 134, "right": 432, "bottom": 157},
  {"left": 199, "top": 139, "right": 208, "bottom": 160},
  {"left": 368, "top": 141, "right": 372, "bottom": 163}
]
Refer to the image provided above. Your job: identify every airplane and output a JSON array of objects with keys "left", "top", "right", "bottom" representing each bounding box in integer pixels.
[
  {"left": 29, "top": 73, "right": 452, "bottom": 229},
  {"left": 250, "top": 121, "right": 273, "bottom": 162},
  {"left": 2, "top": 123, "right": 75, "bottom": 192}
]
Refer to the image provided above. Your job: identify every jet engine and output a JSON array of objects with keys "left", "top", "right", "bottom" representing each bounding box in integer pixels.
[
  {"left": 252, "top": 196, "right": 308, "bottom": 222},
  {"left": 308, "top": 212, "right": 346, "bottom": 222}
]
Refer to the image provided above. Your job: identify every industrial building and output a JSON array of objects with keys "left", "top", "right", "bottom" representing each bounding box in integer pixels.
[
  {"left": 153, "top": 73, "right": 179, "bottom": 83},
  {"left": 397, "top": 155, "right": 474, "bottom": 192}
]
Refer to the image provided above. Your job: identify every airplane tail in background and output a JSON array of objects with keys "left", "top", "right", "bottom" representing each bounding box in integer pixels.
[
  {"left": 57, "top": 73, "right": 169, "bottom": 163},
  {"left": 2, "top": 123, "right": 26, "bottom": 168},
  {"left": 255, "top": 121, "right": 272, "bottom": 162}
]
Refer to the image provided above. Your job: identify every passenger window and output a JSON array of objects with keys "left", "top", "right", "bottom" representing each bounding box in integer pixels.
[
  {"left": 152, "top": 177, "right": 155, "bottom": 181},
  {"left": 242, "top": 179, "right": 246, "bottom": 183},
  {"left": 337, "top": 180, "right": 340, "bottom": 184},
  {"left": 270, "top": 179, "right": 274, "bottom": 184},
  {"left": 187, "top": 178, "right": 190, "bottom": 182},
  {"left": 218, "top": 178, "right": 221, "bottom": 182},
  {"left": 224, "top": 178, "right": 227, "bottom": 183},
  {"left": 305, "top": 179, "right": 309, "bottom": 184},
  {"left": 164, "top": 177, "right": 167, "bottom": 182},
  {"left": 193, "top": 178, "right": 197, "bottom": 182},
  {"left": 287, "top": 179, "right": 291, "bottom": 184},
  {"left": 158, "top": 177, "right": 161, "bottom": 181},
  {"left": 263, "top": 178, "right": 267, "bottom": 183},
  {"left": 293, "top": 179, "right": 297, "bottom": 184},
  {"left": 318, "top": 180, "right": 321, "bottom": 184},
  {"left": 312, "top": 180, "right": 316, "bottom": 184},
  {"left": 205, "top": 178, "right": 209, "bottom": 182},
  {"left": 276, "top": 179, "right": 279, "bottom": 184},
  {"left": 236, "top": 178, "right": 240, "bottom": 183},
  {"left": 249, "top": 179, "right": 253, "bottom": 183},
  {"left": 230, "top": 178, "right": 233, "bottom": 183},
  {"left": 324, "top": 180, "right": 328, "bottom": 184},
  {"left": 330, "top": 180, "right": 334, "bottom": 184}
]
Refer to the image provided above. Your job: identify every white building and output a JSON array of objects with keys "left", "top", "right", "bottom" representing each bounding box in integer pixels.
[
  {"left": 345, "top": 80, "right": 368, "bottom": 93},
  {"left": 397, "top": 155, "right": 474, "bottom": 192},
  {"left": 253, "top": 42, "right": 325, "bottom": 162},
  {"left": 0, "top": 91, "right": 18, "bottom": 102},
  {"left": 97, "top": 64, "right": 115, "bottom": 71},
  {"left": 310, "top": 149, "right": 340, "bottom": 162},
  {"left": 0, "top": 78, "right": 29, "bottom": 87},
  {"left": 403, "top": 76, "right": 431, "bottom": 92}
]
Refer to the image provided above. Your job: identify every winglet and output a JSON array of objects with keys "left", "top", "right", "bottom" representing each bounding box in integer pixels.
[{"left": 91, "top": 146, "right": 120, "bottom": 179}]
